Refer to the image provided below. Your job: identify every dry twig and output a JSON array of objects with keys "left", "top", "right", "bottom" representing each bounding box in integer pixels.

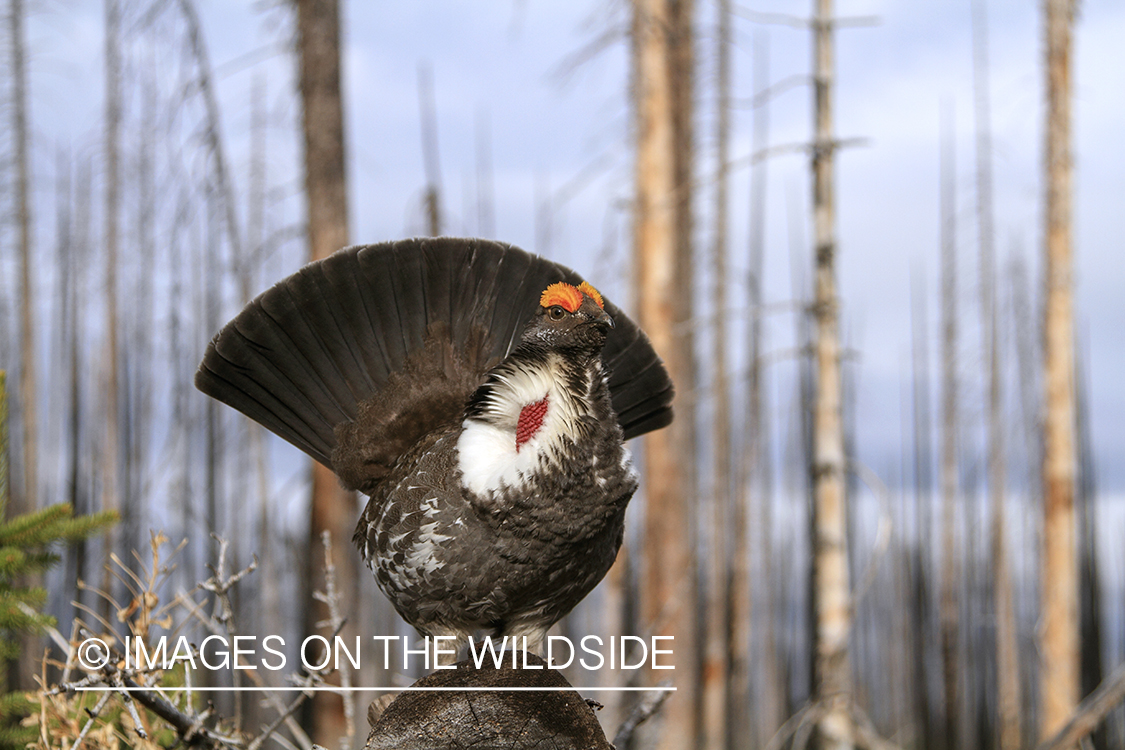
[{"left": 611, "top": 681, "right": 673, "bottom": 747}]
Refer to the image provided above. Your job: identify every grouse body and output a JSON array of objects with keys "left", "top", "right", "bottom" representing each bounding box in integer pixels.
[{"left": 196, "top": 238, "right": 672, "bottom": 652}]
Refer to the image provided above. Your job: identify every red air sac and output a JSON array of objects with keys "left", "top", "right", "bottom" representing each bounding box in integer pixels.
[{"left": 516, "top": 396, "right": 549, "bottom": 451}]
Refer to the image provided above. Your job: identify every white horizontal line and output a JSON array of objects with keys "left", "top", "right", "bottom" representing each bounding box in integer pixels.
[{"left": 75, "top": 686, "right": 675, "bottom": 693}]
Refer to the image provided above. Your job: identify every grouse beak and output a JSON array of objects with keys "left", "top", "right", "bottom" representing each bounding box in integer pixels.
[{"left": 596, "top": 309, "right": 615, "bottom": 329}]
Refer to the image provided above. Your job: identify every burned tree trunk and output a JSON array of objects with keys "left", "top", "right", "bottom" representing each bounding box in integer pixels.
[
  {"left": 744, "top": 29, "right": 782, "bottom": 749},
  {"left": 296, "top": 0, "right": 355, "bottom": 744},
  {"left": 102, "top": 0, "right": 121, "bottom": 580},
  {"left": 10, "top": 0, "right": 36, "bottom": 522},
  {"left": 703, "top": 0, "right": 731, "bottom": 746},
  {"left": 297, "top": 0, "right": 350, "bottom": 257},
  {"left": 971, "top": 2, "right": 1021, "bottom": 745},
  {"left": 9, "top": 6, "right": 39, "bottom": 692},
  {"left": 810, "top": 2, "right": 854, "bottom": 747},
  {"left": 417, "top": 63, "right": 443, "bottom": 237},
  {"left": 632, "top": 0, "right": 698, "bottom": 746},
  {"left": 1040, "top": 0, "right": 1079, "bottom": 742},
  {"left": 938, "top": 101, "right": 963, "bottom": 750}
]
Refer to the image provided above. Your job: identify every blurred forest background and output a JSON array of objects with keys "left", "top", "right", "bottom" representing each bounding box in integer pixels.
[{"left": 0, "top": 0, "right": 1123, "bottom": 748}]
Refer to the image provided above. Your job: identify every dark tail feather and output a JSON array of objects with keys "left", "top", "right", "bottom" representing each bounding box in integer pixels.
[
  {"left": 199, "top": 293, "right": 348, "bottom": 465},
  {"left": 196, "top": 238, "right": 673, "bottom": 479},
  {"left": 600, "top": 314, "right": 675, "bottom": 440}
]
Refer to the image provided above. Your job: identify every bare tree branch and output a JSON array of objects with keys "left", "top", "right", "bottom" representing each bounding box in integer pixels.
[
  {"left": 1035, "top": 662, "right": 1125, "bottom": 750},
  {"left": 611, "top": 681, "right": 674, "bottom": 747}
]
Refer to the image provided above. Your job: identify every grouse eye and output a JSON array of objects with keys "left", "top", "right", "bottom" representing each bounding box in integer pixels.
[{"left": 548, "top": 305, "right": 566, "bottom": 320}]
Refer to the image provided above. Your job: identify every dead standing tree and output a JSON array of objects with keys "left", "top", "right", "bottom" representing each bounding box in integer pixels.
[
  {"left": 938, "top": 100, "right": 963, "bottom": 750},
  {"left": 1040, "top": 0, "right": 1080, "bottom": 743},
  {"left": 810, "top": 1, "right": 853, "bottom": 747},
  {"left": 296, "top": 0, "right": 355, "bottom": 744},
  {"left": 703, "top": 0, "right": 731, "bottom": 747},
  {"left": 102, "top": 0, "right": 122, "bottom": 602},
  {"left": 631, "top": 0, "right": 698, "bottom": 747},
  {"left": 9, "top": 0, "right": 40, "bottom": 691},
  {"left": 417, "top": 62, "right": 443, "bottom": 237},
  {"left": 740, "top": 27, "right": 782, "bottom": 748},
  {"left": 735, "top": 5, "right": 871, "bottom": 746},
  {"left": 970, "top": 1, "right": 1021, "bottom": 746},
  {"left": 9, "top": 0, "right": 36, "bottom": 520}
]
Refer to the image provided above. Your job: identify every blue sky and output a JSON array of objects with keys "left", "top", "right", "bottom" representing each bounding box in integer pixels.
[{"left": 18, "top": 0, "right": 1125, "bottom": 495}]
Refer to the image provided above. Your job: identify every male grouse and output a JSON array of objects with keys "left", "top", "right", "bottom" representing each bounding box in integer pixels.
[{"left": 196, "top": 238, "right": 673, "bottom": 654}]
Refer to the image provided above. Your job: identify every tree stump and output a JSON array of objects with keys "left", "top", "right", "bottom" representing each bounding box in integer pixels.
[{"left": 364, "top": 652, "right": 612, "bottom": 749}]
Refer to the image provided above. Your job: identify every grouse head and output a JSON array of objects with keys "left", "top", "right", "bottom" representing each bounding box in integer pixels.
[
  {"left": 521, "top": 281, "right": 614, "bottom": 354},
  {"left": 460, "top": 280, "right": 616, "bottom": 451}
]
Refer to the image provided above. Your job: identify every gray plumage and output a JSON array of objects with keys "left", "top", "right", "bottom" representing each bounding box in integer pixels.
[{"left": 196, "top": 238, "right": 672, "bottom": 651}]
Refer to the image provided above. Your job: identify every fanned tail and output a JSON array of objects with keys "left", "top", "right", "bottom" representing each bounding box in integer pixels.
[{"left": 195, "top": 238, "right": 673, "bottom": 492}]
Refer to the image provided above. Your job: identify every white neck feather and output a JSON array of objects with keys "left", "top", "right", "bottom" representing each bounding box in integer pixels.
[{"left": 456, "top": 354, "right": 588, "bottom": 498}]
